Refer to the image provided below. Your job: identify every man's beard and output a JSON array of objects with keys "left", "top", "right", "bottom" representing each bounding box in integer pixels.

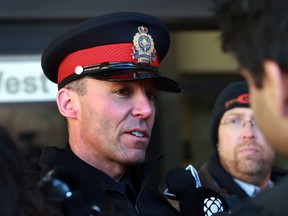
[{"left": 235, "top": 140, "right": 265, "bottom": 175}]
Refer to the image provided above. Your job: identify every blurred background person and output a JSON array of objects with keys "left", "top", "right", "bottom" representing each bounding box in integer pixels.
[
  {"left": 198, "top": 81, "right": 287, "bottom": 210},
  {"left": 0, "top": 124, "right": 61, "bottom": 216},
  {"left": 210, "top": 0, "right": 288, "bottom": 215}
]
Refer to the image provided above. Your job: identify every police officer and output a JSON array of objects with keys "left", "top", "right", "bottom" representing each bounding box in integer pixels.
[{"left": 39, "top": 12, "right": 182, "bottom": 216}]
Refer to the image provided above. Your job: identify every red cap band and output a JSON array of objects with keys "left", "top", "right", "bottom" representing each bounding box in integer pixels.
[{"left": 58, "top": 43, "right": 159, "bottom": 84}]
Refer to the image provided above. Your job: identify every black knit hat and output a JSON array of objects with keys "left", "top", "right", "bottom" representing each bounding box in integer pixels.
[{"left": 210, "top": 81, "right": 250, "bottom": 148}]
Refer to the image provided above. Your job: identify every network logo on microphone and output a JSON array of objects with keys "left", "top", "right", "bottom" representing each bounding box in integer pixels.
[
  {"left": 164, "top": 165, "right": 230, "bottom": 216},
  {"left": 203, "top": 196, "right": 224, "bottom": 216}
]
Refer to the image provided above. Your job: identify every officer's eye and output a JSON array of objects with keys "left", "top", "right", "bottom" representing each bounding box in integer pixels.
[
  {"left": 115, "top": 87, "right": 132, "bottom": 96},
  {"left": 147, "top": 92, "right": 158, "bottom": 101}
]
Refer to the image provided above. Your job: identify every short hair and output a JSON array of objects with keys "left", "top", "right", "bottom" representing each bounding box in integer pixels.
[
  {"left": 64, "top": 77, "right": 87, "bottom": 96},
  {"left": 214, "top": 0, "right": 288, "bottom": 88}
]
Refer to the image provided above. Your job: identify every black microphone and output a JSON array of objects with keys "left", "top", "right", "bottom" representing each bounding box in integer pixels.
[
  {"left": 38, "top": 165, "right": 114, "bottom": 216},
  {"left": 165, "top": 167, "right": 230, "bottom": 216}
]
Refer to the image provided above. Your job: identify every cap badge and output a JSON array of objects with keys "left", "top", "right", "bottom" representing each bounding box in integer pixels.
[{"left": 132, "top": 26, "right": 156, "bottom": 64}]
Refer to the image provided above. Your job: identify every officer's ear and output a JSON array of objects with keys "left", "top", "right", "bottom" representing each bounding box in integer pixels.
[
  {"left": 263, "top": 60, "right": 288, "bottom": 116},
  {"left": 57, "top": 88, "right": 79, "bottom": 119}
]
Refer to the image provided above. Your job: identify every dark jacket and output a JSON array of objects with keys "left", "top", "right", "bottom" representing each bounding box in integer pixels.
[
  {"left": 198, "top": 153, "right": 287, "bottom": 210},
  {"left": 38, "top": 145, "right": 180, "bottom": 216},
  {"left": 214, "top": 176, "right": 288, "bottom": 216}
]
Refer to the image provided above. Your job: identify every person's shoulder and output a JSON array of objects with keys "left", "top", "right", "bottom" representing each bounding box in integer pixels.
[
  {"left": 198, "top": 162, "right": 211, "bottom": 180},
  {"left": 198, "top": 159, "right": 217, "bottom": 183},
  {"left": 231, "top": 177, "right": 288, "bottom": 216},
  {"left": 271, "top": 166, "right": 288, "bottom": 182},
  {"left": 198, "top": 162, "right": 222, "bottom": 193}
]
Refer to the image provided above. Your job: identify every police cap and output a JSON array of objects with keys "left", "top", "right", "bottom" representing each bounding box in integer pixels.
[{"left": 41, "top": 12, "right": 182, "bottom": 93}]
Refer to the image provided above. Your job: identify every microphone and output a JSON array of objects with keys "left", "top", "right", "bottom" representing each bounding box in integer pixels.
[
  {"left": 38, "top": 165, "right": 114, "bottom": 216},
  {"left": 164, "top": 167, "right": 230, "bottom": 216}
]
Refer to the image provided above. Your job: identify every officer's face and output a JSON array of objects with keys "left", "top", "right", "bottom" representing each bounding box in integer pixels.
[{"left": 76, "top": 78, "right": 157, "bottom": 166}]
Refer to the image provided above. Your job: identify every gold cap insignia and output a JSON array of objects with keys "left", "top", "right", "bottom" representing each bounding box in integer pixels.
[{"left": 132, "top": 26, "right": 156, "bottom": 64}]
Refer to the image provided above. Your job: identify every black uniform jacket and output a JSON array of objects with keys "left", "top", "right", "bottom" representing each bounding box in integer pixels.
[
  {"left": 39, "top": 145, "right": 180, "bottom": 216},
  {"left": 198, "top": 153, "right": 287, "bottom": 210}
]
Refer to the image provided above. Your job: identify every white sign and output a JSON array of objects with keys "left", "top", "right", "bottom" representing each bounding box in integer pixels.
[{"left": 0, "top": 56, "right": 57, "bottom": 103}]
